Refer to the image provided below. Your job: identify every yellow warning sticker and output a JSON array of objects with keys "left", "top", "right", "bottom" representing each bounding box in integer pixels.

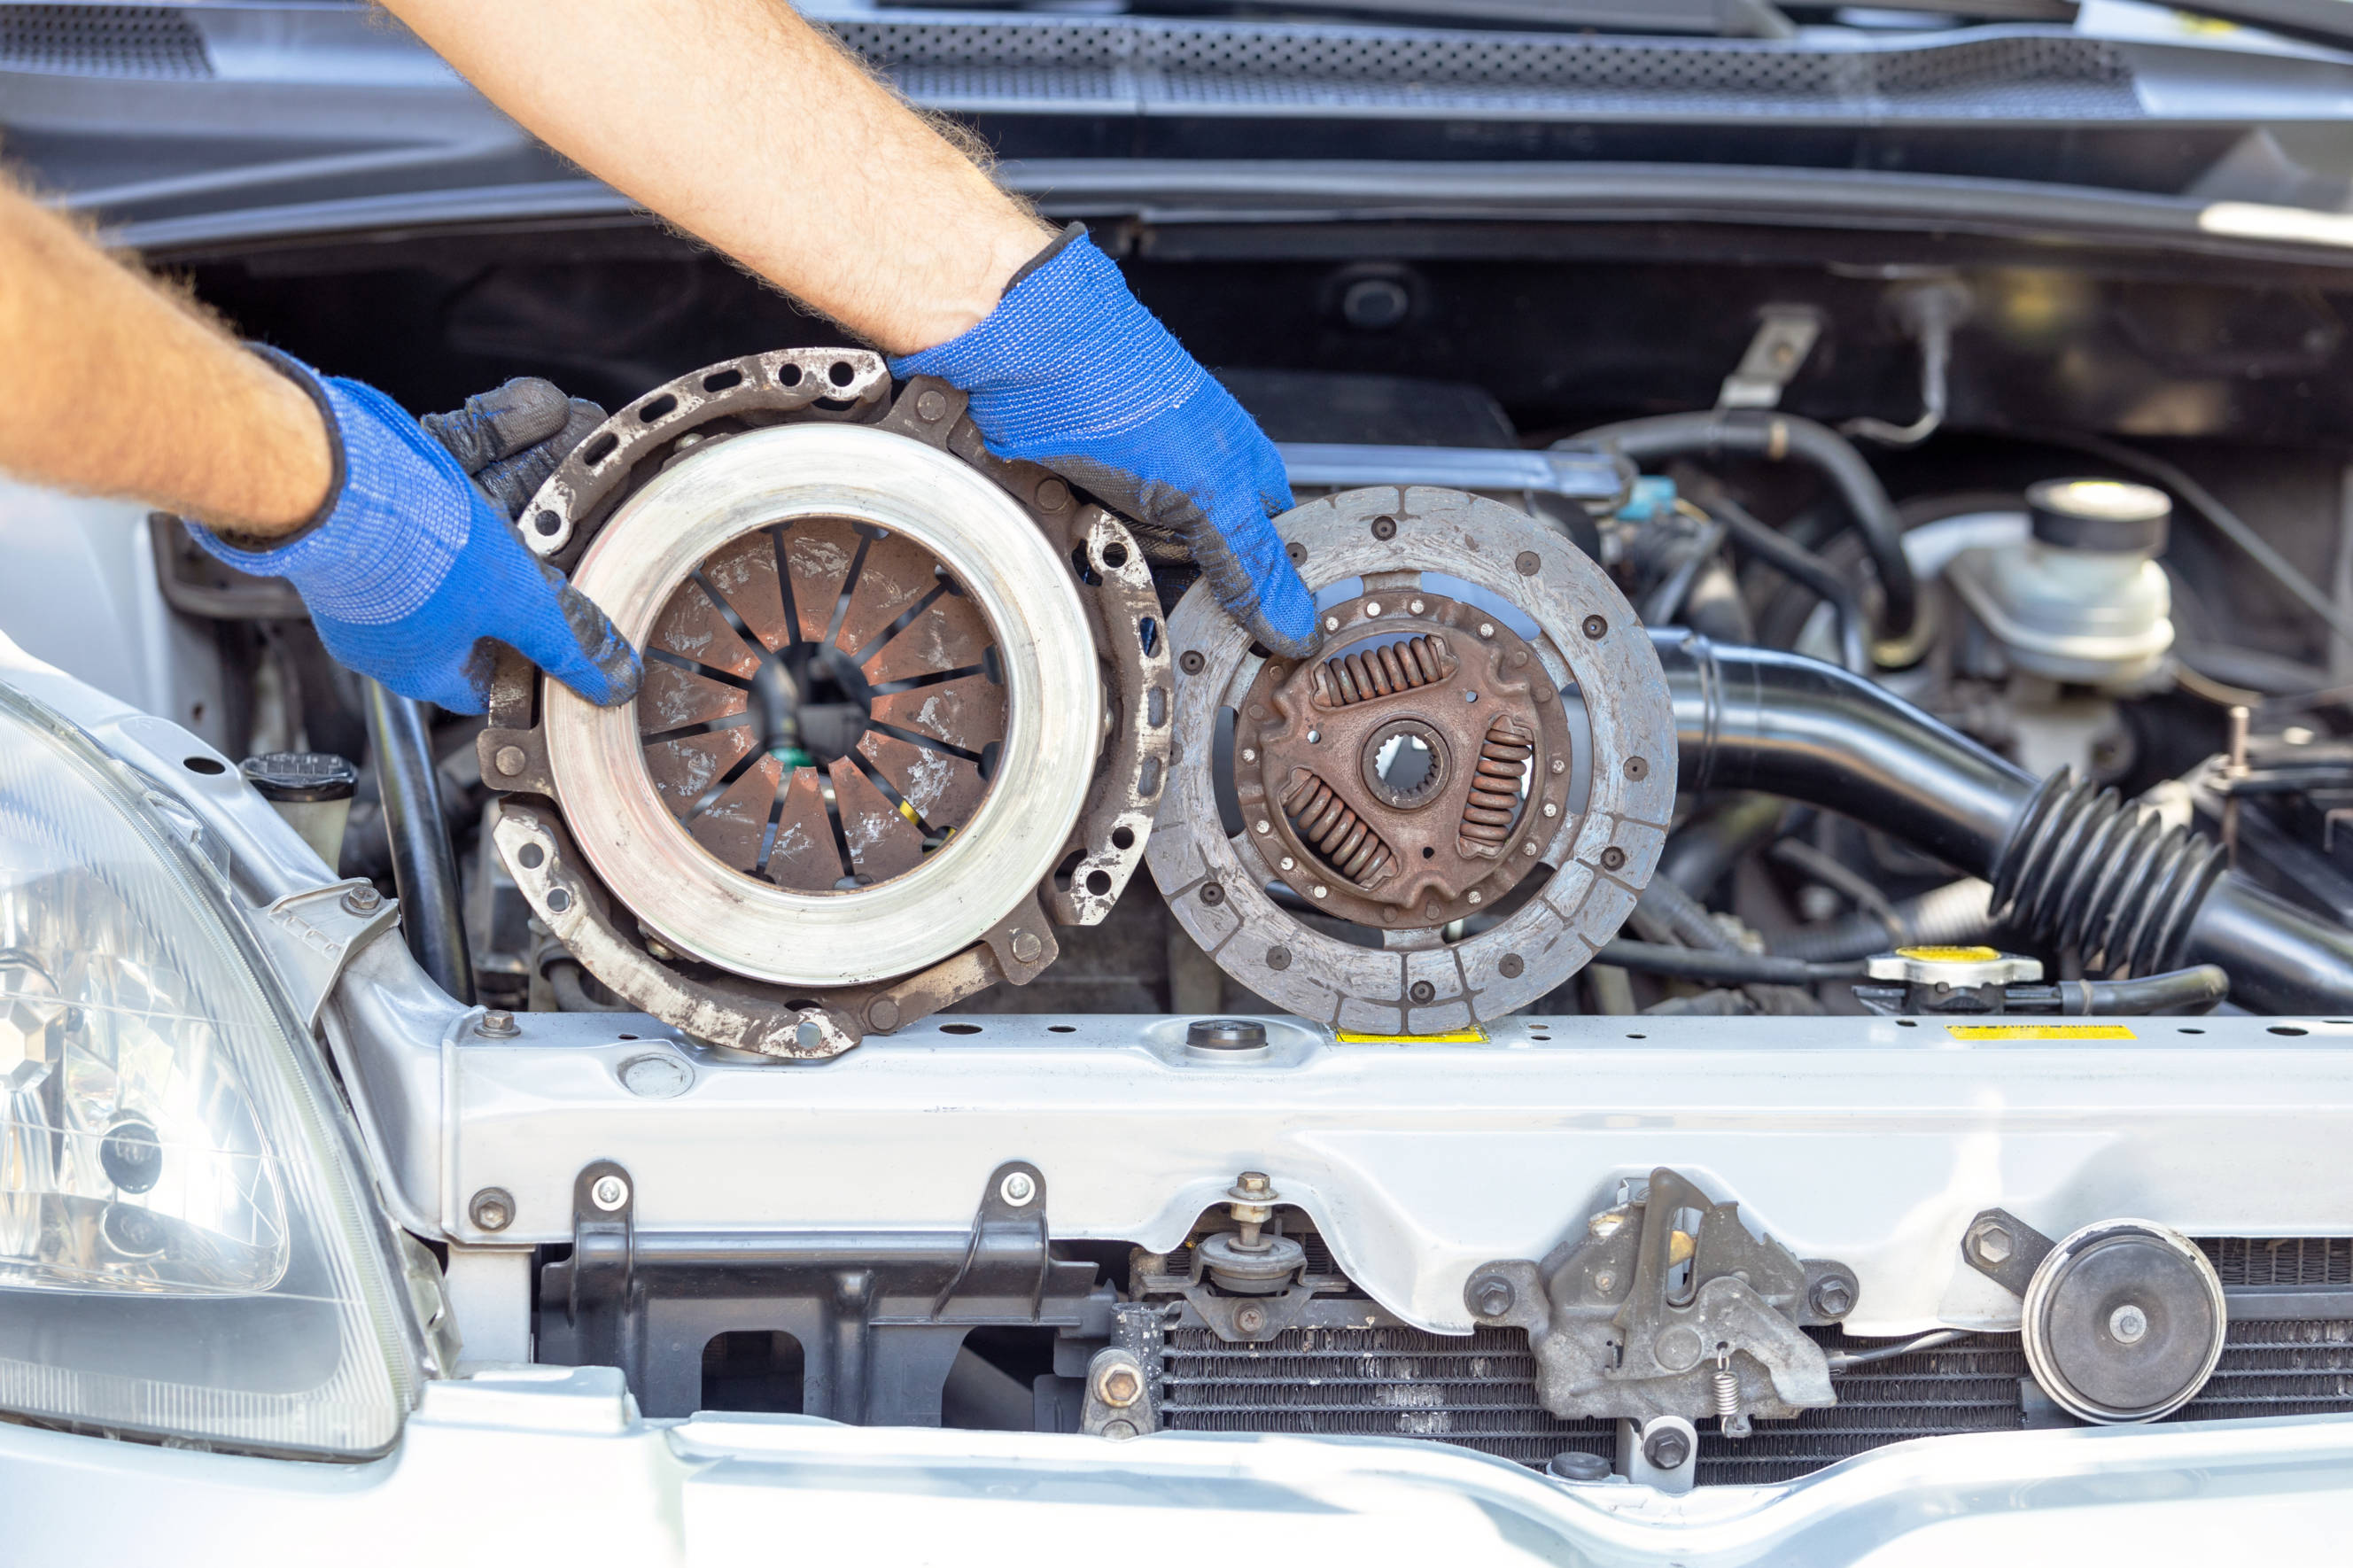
[
  {"left": 1945, "top": 1023, "right": 2137, "bottom": 1041},
  {"left": 1337, "top": 1029, "right": 1488, "bottom": 1044}
]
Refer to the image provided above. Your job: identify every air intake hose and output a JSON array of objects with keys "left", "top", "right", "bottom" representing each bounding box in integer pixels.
[{"left": 1653, "top": 629, "right": 2353, "bottom": 1013}]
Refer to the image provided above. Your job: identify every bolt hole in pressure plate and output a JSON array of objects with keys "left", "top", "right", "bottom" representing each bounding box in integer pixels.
[
  {"left": 479, "top": 349, "right": 1170, "bottom": 1057},
  {"left": 1147, "top": 486, "right": 1676, "bottom": 1034}
]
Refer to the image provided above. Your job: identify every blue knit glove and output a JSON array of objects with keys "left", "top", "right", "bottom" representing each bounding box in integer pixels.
[
  {"left": 188, "top": 354, "right": 641, "bottom": 716},
  {"left": 892, "top": 229, "right": 1316, "bottom": 659}
]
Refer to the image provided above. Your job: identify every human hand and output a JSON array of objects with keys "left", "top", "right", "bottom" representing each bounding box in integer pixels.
[
  {"left": 891, "top": 229, "right": 1316, "bottom": 659},
  {"left": 187, "top": 353, "right": 641, "bottom": 715}
]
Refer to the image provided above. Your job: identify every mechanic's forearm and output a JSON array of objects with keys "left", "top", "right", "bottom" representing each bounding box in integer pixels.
[
  {"left": 382, "top": 0, "right": 1052, "bottom": 354},
  {"left": 0, "top": 179, "right": 330, "bottom": 534}
]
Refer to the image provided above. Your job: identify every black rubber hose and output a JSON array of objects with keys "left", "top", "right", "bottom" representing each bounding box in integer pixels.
[
  {"left": 2077, "top": 966, "right": 2229, "bottom": 1016},
  {"left": 1655, "top": 630, "right": 2026, "bottom": 870},
  {"left": 361, "top": 679, "right": 475, "bottom": 1005},
  {"left": 1655, "top": 630, "right": 2353, "bottom": 1013},
  {"left": 1566, "top": 411, "right": 1918, "bottom": 640},
  {"left": 1698, "top": 489, "right": 1871, "bottom": 675},
  {"left": 1599, "top": 941, "right": 1867, "bottom": 985},
  {"left": 1658, "top": 791, "right": 1786, "bottom": 896}
]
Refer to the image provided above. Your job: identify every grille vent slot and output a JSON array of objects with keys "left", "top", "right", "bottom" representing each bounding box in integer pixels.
[{"left": 0, "top": 4, "right": 210, "bottom": 78}]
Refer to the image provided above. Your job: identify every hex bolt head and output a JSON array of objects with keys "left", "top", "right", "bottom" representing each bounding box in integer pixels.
[
  {"left": 1095, "top": 1363, "right": 1144, "bottom": 1408},
  {"left": 2108, "top": 1303, "right": 2150, "bottom": 1345},
  {"left": 1969, "top": 1222, "right": 2015, "bottom": 1266},
  {"left": 1810, "top": 1276, "right": 1857, "bottom": 1318},
  {"left": 999, "top": 1170, "right": 1037, "bottom": 1207},
  {"left": 1472, "top": 1277, "right": 1516, "bottom": 1317},
  {"left": 475, "top": 1008, "right": 521, "bottom": 1040},
  {"left": 468, "top": 1187, "right": 515, "bottom": 1232},
  {"left": 589, "top": 1173, "right": 630, "bottom": 1211},
  {"left": 340, "top": 885, "right": 384, "bottom": 916},
  {"left": 493, "top": 744, "right": 528, "bottom": 778},
  {"left": 1642, "top": 1425, "right": 1692, "bottom": 1471}
]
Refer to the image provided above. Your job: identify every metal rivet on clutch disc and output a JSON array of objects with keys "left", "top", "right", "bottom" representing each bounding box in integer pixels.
[{"left": 1145, "top": 486, "right": 1675, "bottom": 1035}]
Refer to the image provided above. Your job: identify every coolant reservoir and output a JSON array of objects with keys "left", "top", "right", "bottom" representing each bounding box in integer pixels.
[{"left": 1947, "top": 477, "right": 2173, "bottom": 689}]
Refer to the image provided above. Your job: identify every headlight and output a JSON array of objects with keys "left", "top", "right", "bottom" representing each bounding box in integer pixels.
[{"left": 0, "top": 684, "right": 422, "bottom": 1456}]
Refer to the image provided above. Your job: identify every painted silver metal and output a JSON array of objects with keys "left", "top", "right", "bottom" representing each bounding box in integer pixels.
[
  {"left": 1148, "top": 485, "right": 1676, "bottom": 1032},
  {"left": 547, "top": 423, "right": 1100, "bottom": 987}
]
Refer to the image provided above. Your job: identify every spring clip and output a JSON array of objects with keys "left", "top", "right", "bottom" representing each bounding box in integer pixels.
[
  {"left": 1313, "top": 634, "right": 1452, "bottom": 707},
  {"left": 1282, "top": 770, "right": 1395, "bottom": 887},
  {"left": 1459, "top": 716, "right": 1534, "bottom": 852}
]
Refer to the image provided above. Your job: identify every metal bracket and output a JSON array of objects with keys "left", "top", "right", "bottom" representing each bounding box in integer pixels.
[
  {"left": 1079, "top": 1346, "right": 1158, "bottom": 1440},
  {"left": 563, "top": 1159, "right": 637, "bottom": 1378},
  {"left": 1718, "top": 306, "right": 1823, "bottom": 411},
  {"left": 933, "top": 1160, "right": 1055, "bottom": 1321},
  {"left": 1961, "top": 1207, "right": 2057, "bottom": 1298},
  {"left": 244, "top": 878, "right": 401, "bottom": 1029}
]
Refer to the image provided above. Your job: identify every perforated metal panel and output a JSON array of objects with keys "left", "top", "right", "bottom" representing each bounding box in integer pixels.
[
  {"left": 0, "top": 4, "right": 208, "bottom": 78},
  {"left": 833, "top": 18, "right": 2137, "bottom": 121}
]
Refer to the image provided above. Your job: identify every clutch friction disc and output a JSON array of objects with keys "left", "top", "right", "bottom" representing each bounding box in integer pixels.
[{"left": 1147, "top": 485, "right": 1676, "bottom": 1034}]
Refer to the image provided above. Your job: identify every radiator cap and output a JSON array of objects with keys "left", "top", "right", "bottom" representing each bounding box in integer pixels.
[{"left": 2021, "top": 1218, "right": 2225, "bottom": 1424}]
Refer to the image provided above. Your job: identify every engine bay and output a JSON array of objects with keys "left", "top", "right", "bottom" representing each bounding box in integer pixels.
[{"left": 37, "top": 212, "right": 2353, "bottom": 1487}]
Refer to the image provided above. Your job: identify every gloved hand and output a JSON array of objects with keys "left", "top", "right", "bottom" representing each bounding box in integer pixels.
[
  {"left": 188, "top": 353, "right": 641, "bottom": 716},
  {"left": 892, "top": 228, "right": 1316, "bottom": 659},
  {"left": 422, "top": 376, "right": 607, "bottom": 521}
]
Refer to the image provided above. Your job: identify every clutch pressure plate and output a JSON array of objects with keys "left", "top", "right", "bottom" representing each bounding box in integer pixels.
[
  {"left": 1147, "top": 485, "right": 1676, "bottom": 1034},
  {"left": 478, "top": 349, "right": 1169, "bottom": 1057}
]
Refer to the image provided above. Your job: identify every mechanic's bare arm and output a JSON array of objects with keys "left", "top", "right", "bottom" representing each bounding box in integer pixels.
[
  {"left": 381, "top": 0, "right": 1052, "bottom": 354},
  {"left": 0, "top": 173, "right": 330, "bottom": 534}
]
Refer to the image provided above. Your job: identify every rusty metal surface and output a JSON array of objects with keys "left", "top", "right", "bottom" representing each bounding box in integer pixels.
[
  {"left": 486, "top": 363, "right": 1165, "bottom": 1050},
  {"left": 1236, "top": 590, "right": 1572, "bottom": 929},
  {"left": 520, "top": 347, "right": 893, "bottom": 567}
]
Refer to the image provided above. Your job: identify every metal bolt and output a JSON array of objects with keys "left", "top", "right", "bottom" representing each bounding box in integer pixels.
[
  {"left": 1479, "top": 622, "right": 1495, "bottom": 638},
  {"left": 1095, "top": 1362, "right": 1144, "bottom": 1408},
  {"left": 1642, "top": 1424, "right": 1692, "bottom": 1471},
  {"left": 1472, "top": 1277, "right": 1516, "bottom": 1317},
  {"left": 1009, "top": 929, "right": 1044, "bottom": 964},
  {"left": 590, "top": 1173, "right": 630, "bottom": 1211},
  {"left": 1409, "top": 599, "right": 1425, "bottom": 614},
  {"left": 1810, "top": 1277, "right": 1856, "bottom": 1318},
  {"left": 1035, "top": 477, "right": 1071, "bottom": 510},
  {"left": 468, "top": 1187, "right": 515, "bottom": 1232},
  {"left": 1515, "top": 551, "right": 1542, "bottom": 576},
  {"left": 1466, "top": 889, "right": 1482, "bottom": 904},
  {"left": 1235, "top": 1304, "right": 1269, "bottom": 1334},
  {"left": 1241, "top": 748, "right": 1258, "bottom": 763},
  {"left": 1000, "top": 1170, "right": 1037, "bottom": 1207},
  {"left": 1969, "top": 1222, "right": 2015, "bottom": 1266},
  {"left": 2108, "top": 1303, "right": 2149, "bottom": 1345},
  {"left": 1550, "top": 759, "right": 1565, "bottom": 774},
  {"left": 493, "top": 744, "right": 528, "bottom": 778},
  {"left": 914, "top": 388, "right": 948, "bottom": 422},
  {"left": 866, "top": 997, "right": 901, "bottom": 1031},
  {"left": 1279, "top": 857, "right": 1296, "bottom": 872},
  {"left": 1307, "top": 728, "right": 1322, "bottom": 743},
  {"left": 1582, "top": 615, "right": 1609, "bottom": 640},
  {"left": 1365, "top": 601, "right": 1383, "bottom": 617},
  {"left": 1311, "top": 884, "right": 1329, "bottom": 900},
  {"left": 1236, "top": 1171, "right": 1273, "bottom": 1196},
  {"left": 1593, "top": 1270, "right": 1618, "bottom": 1294},
  {"left": 476, "top": 1008, "right": 521, "bottom": 1040},
  {"left": 1255, "top": 819, "right": 1272, "bottom": 834},
  {"left": 1524, "top": 841, "right": 1540, "bottom": 857},
  {"left": 1542, "top": 802, "right": 1559, "bottom": 818},
  {"left": 340, "top": 885, "right": 384, "bottom": 916}
]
